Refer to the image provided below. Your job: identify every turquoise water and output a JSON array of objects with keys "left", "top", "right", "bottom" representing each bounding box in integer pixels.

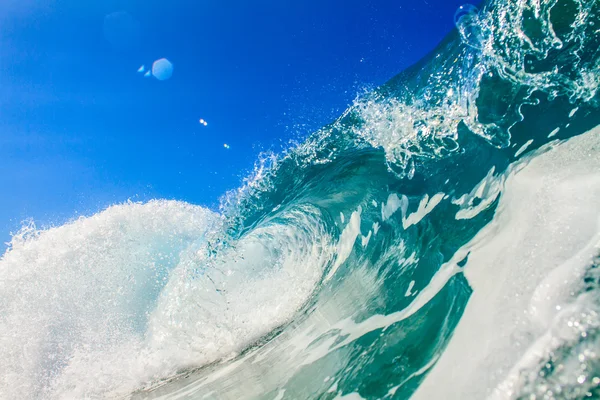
[{"left": 1, "top": 0, "right": 600, "bottom": 399}]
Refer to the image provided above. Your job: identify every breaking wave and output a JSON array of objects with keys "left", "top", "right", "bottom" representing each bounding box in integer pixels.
[{"left": 1, "top": 0, "right": 599, "bottom": 398}]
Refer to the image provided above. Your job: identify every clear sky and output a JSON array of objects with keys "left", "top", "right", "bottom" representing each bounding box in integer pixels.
[{"left": 0, "top": 0, "right": 476, "bottom": 244}]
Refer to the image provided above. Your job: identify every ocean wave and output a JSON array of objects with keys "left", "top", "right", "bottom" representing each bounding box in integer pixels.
[{"left": 1, "top": 0, "right": 600, "bottom": 398}]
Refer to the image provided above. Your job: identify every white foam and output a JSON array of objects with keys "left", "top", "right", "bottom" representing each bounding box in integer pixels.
[
  {"left": 569, "top": 107, "right": 579, "bottom": 118},
  {"left": 328, "top": 382, "right": 339, "bottom": 393},
  {"left": 361, "top": 230, "right": 372, "bottom": 248},
  {"left": 333, "top": 391, "right": 365, "bottom": 399},
  {"left": 381, "top": 192, "right": 445, "bottom": 229},
  {"left": 402, "top": 193, "right": 445, "bottom": 229},
  {"left": 453, "top": 166, "right": 503, "bottom": 220},
  {"left": 0, "top": 201, "right": 332, "bottom": 399},
  {"left": 273, "top": 388, "right": 286, "bottom": 400},
  {"left": 548, "top": 127, "right": 560, "bottom": 138},
  {"left": 325, "top": 207, "right": 362, "bottom": 281},
  {"left": 372, "top": 222, "right": 380, "bottom": 235},
  {"left": 0, "top": 200, "right": 216, "bottom": 398},
  {"left": 514, "top": 139, "right": 534, "bottom": 157},
  {"left": 413, "top": 126, "right": 600, "bottom": 399},
  {"left": 381, "top": 193, "right": 406, "bottom": 221}
]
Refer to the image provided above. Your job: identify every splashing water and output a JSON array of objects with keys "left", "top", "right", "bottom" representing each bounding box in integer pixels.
[
  {"left": 2, "top": 0, "right": 600, "bottom": 399},
  {"left": 454, "top": 4, "right": 485, "bottom": 49}
]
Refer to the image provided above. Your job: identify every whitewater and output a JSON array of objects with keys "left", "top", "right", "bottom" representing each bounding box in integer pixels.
[{"left": 1, "top": 0, "right": 600, "bottom": 399}]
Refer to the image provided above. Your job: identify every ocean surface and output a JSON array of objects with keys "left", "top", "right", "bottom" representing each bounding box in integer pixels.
[{"left": 1, "top": 0, "right": 600, "bottom": 398}]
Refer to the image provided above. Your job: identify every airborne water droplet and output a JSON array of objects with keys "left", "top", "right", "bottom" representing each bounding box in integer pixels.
[{"left": 454, "top": 4, "right": 484, "bottom": 49}]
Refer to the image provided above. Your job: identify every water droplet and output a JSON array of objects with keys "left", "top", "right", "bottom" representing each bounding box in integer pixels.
[
  {"left": 454, "top": 4, "right": 484, "bottom": 49},
  {"left": 224, "top": 143, "right": 230, "bottom": 149},
  {"left": 454, "top": 4, "right": 477, "bottom": 26},
  {"left": 152, "top": 58, "right": 173, "bottom": 81}
]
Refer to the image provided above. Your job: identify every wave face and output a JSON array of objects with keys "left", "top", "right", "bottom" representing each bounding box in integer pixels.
[{"left": 1, "top": 0, "right": 600, "bottom": 399}]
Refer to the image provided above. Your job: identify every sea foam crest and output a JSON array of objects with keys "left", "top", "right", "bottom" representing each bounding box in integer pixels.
[{"left": 0, "top": 200, "right": 333, "bottom": 398}]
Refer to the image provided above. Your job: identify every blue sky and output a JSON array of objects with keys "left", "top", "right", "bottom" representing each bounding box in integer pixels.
[{"left": 0, "top": 0, "right": 474, "bottom": 244}]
